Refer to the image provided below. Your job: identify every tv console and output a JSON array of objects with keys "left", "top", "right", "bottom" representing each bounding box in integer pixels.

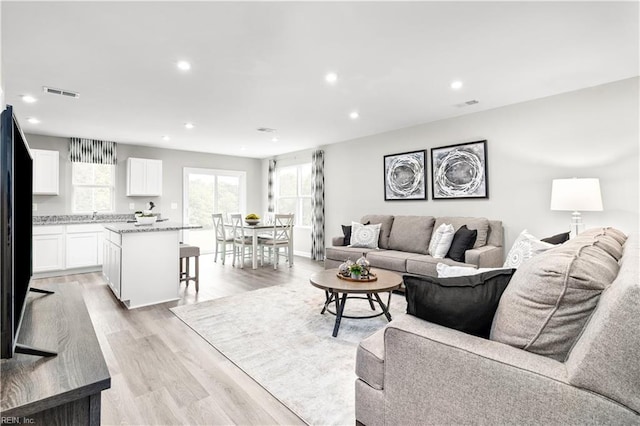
[{"left": 1, "top": 282, "right": 111, "bottom": 425}]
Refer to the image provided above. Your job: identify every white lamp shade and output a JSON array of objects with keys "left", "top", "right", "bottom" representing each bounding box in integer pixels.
[{"left": 550, "top": 178, "right": 603, "bottom": 212}]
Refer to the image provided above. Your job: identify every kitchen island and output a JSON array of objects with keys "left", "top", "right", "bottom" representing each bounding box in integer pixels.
[{"left": 102, "top": 222, "right": 201, "bottom": 309}]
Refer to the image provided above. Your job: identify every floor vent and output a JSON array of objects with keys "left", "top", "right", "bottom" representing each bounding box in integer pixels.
[{"left": 43, "top": 86, "right": 80, "bottom": 98}]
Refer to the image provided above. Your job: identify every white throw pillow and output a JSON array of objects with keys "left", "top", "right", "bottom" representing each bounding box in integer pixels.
[
  {"left": 503, "top": 229, "right": 554, "bottom": 268},
  {"left": 436, "top": 263, "right": 512, "bottom": 278},
  {"left": 429, "top": 223, "right": 455, "bottom": 259},
  {"left": 350, "top": 221, "right": 382, "bottom": 249}
]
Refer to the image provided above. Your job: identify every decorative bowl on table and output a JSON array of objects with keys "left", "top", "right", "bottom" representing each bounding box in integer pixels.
[
  {"left": 245, "top": 214, "right": 260, "bottom": 226},
  {"left": 136, "top": 215, "right": 157, "bottom": 225}
]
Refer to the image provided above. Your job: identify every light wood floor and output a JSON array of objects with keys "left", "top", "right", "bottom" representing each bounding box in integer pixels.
[{"left": 34, "top": 254, "right": 325, "bottom": 425}]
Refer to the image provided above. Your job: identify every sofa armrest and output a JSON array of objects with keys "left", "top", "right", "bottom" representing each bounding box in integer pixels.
[
  {"left": 331, "top": 236, "right": 346, "bottom": 246},
  {"left": 381, "top": 314, "right": 637, "bottom": 424},
  {"left": 465, "top": 244, "right": 503, "bottom": 267}
]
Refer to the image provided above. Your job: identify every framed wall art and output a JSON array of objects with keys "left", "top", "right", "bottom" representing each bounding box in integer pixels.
[
  {"left": 431, "top": 140, "right": 488, "bottom": 199},
  {"left": 383, "top": 150, "right": 427, "bottom": 201}
]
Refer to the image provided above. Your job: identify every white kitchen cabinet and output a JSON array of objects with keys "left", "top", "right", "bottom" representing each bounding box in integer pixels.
[
  {"left": 126, "top": 158, "right": 163, "bottom": 196},
  {"left": 66, "top": 233, "right": 98, "bottom": 268},
  {"left": 32, "top": 149, "right": 59, "bottom": 195},
  {"left": 103, "top": 230, "right": 122, "bottom": 298},
  {"left": 33, "top": 226, "right": 65, "bottom": 272},
  {"left": 65, "top": 224, "right": 104, "bottom": 269}
]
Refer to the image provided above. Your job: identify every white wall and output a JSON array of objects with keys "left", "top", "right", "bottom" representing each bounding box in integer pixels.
[
  {"left": 27, "top": 134, "right": 263, "bottom": 222},
  {"left": 321, "top": 77, "right": 639, "bottom": 253}
]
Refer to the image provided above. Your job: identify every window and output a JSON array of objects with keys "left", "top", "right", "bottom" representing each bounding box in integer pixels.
[
  {"left": 72, "top": 162, "right": 115, "bottom": 213},
  {"left": 276, "top": 163, "right": 312, "bottom": 227}
]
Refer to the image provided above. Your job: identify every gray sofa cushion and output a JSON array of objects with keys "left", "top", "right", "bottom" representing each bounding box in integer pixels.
[
  {"left": 388, "top": 215, "right": 435, "bottom": 254},
  {"left": 361, "top": 215, "right": 394, "bottom": 249},
  {"left": 490, "top": 229, "right": 625, "bottom": 362},
  {"left": 356, "top": 327, "right": 385, "bottom": 390},
  {"left": 367, "top": 250, "right": 416, "bottom": 273},
  {"left": 565, "top": 233, "right": 640, "bottom": 414},
  {"left": 434, "top": 217, "right": 490, "bottom": 248},
  {"left": 406, "top": 254, "right": 474, "bottom": 276},
  {"left": 325, "top": 246, "right": 378, "bottom": 263}
]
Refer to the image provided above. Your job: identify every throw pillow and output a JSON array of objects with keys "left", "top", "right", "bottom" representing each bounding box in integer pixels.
[
  {"left": 503, "top": 229, "right": 554, "bottom": 268},
  {"left": 341, "top": 221, "right": 369, "bottom": 246},
  {"left": 433, "top": 217, "right": 490, "bottom": 248},
  {"left": 350, "top": 222, "right": 382, "bottom": 249},
  {"left": 446, "top": 225, "right": 478, "bottom": 262},
  {"left": 341, "top": 225, "right": 352, "bottom": 246},
  {"left": 491, "top": 230, "right": 626, "bottom": 361},
  {"left": 436, "top": 263, "right": 511, "bottom": 278},
  {"left": 429, "top": 223, "right": 455, "bottom": 259},
  {"left": 541, "top": 231, "right": 570, "bottom": 245},
  {"left": 404, "top": 269, "right": 517, "bottom": 338},
  {"left": 428, "top": 223, "right": 455, "bottom": 259}
]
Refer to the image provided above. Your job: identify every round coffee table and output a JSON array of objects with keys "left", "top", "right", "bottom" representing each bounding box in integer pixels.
[{"left": 309, "top": 268, "right": 402, "bottom": 337}]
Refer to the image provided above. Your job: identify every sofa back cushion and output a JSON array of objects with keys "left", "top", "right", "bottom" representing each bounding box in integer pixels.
[
  {"left": 490, "top": 228, "right": 625, "bottom": 362},
  {"left": 388, "top": 216, "right": 434, "bottom": 254},
  {"left": 361, "top": 215, "right": 394, "bottom": 249},
  {"left": 434, "top": 217, "right": 490, "bottom": 248},
  {"left": 565, "top": 232, "right": 640, "bottom": 413}
]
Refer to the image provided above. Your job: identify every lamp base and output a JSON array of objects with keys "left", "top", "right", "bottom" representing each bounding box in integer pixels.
[{"left": 570, "top": 211, "right": 585, "bottom": 239}]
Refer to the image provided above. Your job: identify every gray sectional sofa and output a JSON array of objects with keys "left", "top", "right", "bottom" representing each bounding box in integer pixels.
[
  {"left": 325, "top": 215, "right": 504, "bottom": 276},
  {"left": 355, "top": 230, "right": 640, "bottom": 425}
]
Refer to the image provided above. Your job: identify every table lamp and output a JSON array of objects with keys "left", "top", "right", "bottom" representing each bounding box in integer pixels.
[{"left": 550, "top": 178, "right": 603, "bottom": 237}]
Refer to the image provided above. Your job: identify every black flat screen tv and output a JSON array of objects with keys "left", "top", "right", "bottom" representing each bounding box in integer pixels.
[{"left": 1, "top": 104, "right": 35, "bottom": 358}]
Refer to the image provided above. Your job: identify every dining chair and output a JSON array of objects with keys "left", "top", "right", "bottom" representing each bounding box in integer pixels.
[
  {"left": 212, "top": 213, "right": 234, "bottom": 265},
  {"left": 230, "top": 213, "right": 253, "bottom": 268},
  {"left": 258, "top": 213, "right": 294, "bottom": 270}
]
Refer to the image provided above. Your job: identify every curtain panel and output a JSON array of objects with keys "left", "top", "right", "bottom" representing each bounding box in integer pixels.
[
  {"left": 311, "top": 150, "right": 325, "bottom": 261},
  {"left": 267, "top": 159, "right": 276, "bottom": 213},
  {"left": 69, "top": 138, "right": 117, "bottom": 164}
]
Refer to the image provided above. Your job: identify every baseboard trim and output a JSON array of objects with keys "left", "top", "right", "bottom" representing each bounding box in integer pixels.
[{"left": 34, "top": 266, "right": 102, "bottom": 279}]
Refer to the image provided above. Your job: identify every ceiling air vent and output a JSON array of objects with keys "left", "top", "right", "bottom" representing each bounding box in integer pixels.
[
  {"left": 43, "top": 86, "right": 80, "bottom": 99},
  {"left": 454, "top": 99, "right": 480, "bottom": 108},
  {"left": 257, "top": 127, "right": 276, "bottom": 133}
]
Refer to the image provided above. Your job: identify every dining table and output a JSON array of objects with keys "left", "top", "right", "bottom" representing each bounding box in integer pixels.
[{"left": 227, "top": 222, "right": 294, "bottom": 269}]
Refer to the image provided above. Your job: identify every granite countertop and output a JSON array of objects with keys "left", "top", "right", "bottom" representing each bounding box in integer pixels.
[
  {"left": 103, "top": 222, "right": 202, "bottom": 234},
  {"left": 33, "top": 214, "right": 137, "bottom": 225}
]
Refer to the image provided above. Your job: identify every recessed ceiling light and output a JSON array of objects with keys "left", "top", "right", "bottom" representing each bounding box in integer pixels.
[
  {"left": 450, "top": 81, "right": 463, "bottom": 90},
  {"left": 241, "top": 146, "right": 246, "bottom": 151},
  {"left": 184, "top": 122, "right": 194, "bottom": 129},
  {"left": 325, "top": 72, "right": 338, "bottom": 84},
  {"left": 177, "top": 61, "right": 191, "bottom": 71},
  {"left": 21, "top": 95, "right": 37, "bottom": 103},
  {"left": 162, "top": 135, "right": 170, "bottom": 141},
  {"left": 349, "top": 111, "right": 359, "bottom": 120},
  {"left": 271, "top": 137, "right": 278, "bottom": 142},
  {"left": 27, "top": 117, "right": 40, "bottom": 124}
]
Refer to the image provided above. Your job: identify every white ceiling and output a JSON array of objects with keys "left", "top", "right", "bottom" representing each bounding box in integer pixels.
[{"left": 2, "top": 1, "right": 638, "bottom": 159}]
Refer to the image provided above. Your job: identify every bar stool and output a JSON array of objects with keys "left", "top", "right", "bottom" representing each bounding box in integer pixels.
[{"left": 179, "top": 244, "right": 200, "bottom": 292}]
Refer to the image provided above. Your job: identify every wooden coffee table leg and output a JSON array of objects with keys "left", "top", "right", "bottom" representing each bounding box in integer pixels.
[
  {"left": 366, "top": 293, "right": 376, "bottom": 310},
  {"left": 374, "top": 292, "right": 393, "bottom": 322},
  {"left": 332, "top": 292, "right": 347, "bottom": 337}
]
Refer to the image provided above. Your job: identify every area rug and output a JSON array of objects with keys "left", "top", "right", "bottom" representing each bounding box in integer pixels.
[{"left": 171, "top": 281, "right": 406, "bottom": 425}]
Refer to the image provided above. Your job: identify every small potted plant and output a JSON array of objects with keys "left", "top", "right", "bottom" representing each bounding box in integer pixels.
[{"left": 349, "top": 263, "right": 363, "bottom": 280}]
